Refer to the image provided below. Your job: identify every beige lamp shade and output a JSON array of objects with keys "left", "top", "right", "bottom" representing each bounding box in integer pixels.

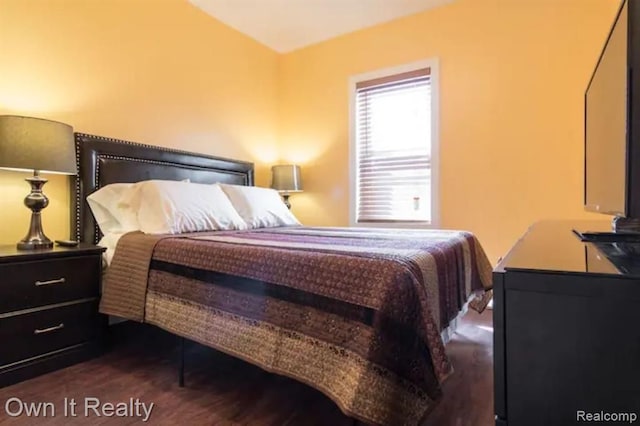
[
  {"left": 271, "top": 164, "right": 303, "bottom": 193},
  {"left": 0, "top": 115, "right": 76, "bottom": 175}
]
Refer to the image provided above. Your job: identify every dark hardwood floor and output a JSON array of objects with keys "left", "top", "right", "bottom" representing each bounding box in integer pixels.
[{"left": 0, "top": 309, "right": 493, "bottom": 426}]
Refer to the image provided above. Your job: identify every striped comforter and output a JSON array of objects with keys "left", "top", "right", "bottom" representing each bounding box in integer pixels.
[{"left": 101, "top": 226, "right": 492, "bottom": 425}]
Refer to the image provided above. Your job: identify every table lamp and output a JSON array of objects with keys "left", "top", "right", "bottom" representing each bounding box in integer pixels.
[
  {"left": 0, "top": 116, "right": 76, "bottom": 250},
  {"left": 270, "top": 164, "right": 303, "bottom": 209}
]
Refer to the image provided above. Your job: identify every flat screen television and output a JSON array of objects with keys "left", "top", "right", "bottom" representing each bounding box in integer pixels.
[{"left": 584, "top": 0, "right": 640, "bottom": 235}]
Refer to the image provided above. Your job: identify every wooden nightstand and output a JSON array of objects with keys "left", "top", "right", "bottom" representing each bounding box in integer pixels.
[{"left": 0, "top": 244, "right": 106, "bottom": 387}]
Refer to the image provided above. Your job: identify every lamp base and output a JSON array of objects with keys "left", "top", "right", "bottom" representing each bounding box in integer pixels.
[
  {"left": 17, "top": 172, "right": 53, "bottom": 251},
  {"left": 282, "top": 194, "right": 291, "bottom": 209},
  {"left": 17, "top": 237, "right": 53, "bottom": 250}
]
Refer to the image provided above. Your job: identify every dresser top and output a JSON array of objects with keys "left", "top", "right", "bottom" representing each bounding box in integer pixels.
[
  {"left": 0, "top": 244, "right": 105, "bottom": 263},
  {"left": 495, "top": 220, "right": 640, "bottom": 277}
]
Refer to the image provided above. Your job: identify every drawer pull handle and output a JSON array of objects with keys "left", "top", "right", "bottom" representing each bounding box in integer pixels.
[
  {"left": 34, "top": 323, "right": 65, "bottom": 335},
  {"left": 35, "top": 278, "right": 66, "bottom": 286}
]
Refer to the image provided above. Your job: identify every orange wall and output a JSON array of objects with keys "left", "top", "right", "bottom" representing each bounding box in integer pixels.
[
  {"left": 278, "top": 0, "right": 619, "bottom": 263},
  {"left": 0, "top": 0, "right": 621, "bottom": 263},
  {"left": 0, "top": 0, "right": 279, "bottom": 244}
]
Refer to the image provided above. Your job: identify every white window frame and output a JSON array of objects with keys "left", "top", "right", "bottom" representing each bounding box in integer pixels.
[{"left": 348, "top": 58, "right": 440, "bottom": 228}]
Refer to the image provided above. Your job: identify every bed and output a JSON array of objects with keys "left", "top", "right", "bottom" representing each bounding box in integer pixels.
[{"left": 73, "top": 133, "right": 493, "bottom": 426}]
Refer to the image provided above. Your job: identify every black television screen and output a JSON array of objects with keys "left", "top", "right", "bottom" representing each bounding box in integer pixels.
[{"left": 585, "top": 0, "right": 628, "bottom": 216}]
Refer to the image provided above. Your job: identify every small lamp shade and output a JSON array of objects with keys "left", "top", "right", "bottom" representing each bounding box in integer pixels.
[
  {"left": 0, "top": 115, "right": 76, "bottom": 175},
  {"left": 271, "top": 165, "right": 303, "bottom": 193}
]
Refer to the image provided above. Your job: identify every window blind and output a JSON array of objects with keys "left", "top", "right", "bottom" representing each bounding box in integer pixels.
[{"left": 355, "top": 67, "right": 432, "bottom": 223}]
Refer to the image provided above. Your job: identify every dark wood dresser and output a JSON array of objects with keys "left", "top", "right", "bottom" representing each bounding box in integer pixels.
[
  {"left": 494, "top": 221, "right": 640, "bottom": 425},
  {"left": 0, "top": 244, "right": 106, "bottom": 387}
]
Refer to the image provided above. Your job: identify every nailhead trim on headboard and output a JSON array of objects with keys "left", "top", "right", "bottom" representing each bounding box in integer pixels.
[
  {"left": 74, "top": 138, "right": 82, "bottom": 242},
  {"left": 74, "top": 132, "right": 220, "bottom": 158}
]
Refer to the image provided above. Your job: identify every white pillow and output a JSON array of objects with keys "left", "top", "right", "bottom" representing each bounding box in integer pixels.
[
  {"left": 219, "top": 184, "right": 301, "bottom": 229},
  {"left": 86, "top": 179, "right": 191, "bottom": 235},
  {"left": 130, "top": 180, "right": 248, "bottom": 234},
  {"left": 87, "top": 183, "right": 139, "bottom": 235}
]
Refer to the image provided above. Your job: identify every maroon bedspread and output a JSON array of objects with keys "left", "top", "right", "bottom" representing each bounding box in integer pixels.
[{"left": 101, "top": 226, "right": 492, "bottom": 425}]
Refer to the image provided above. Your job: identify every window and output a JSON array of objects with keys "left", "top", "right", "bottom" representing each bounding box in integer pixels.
[{"left": 350, "top": 60, "right": 438, "bottom": 226}]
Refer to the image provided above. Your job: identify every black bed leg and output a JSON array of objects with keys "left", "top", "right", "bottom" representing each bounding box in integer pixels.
[{"left": 178, "top": 336, "right": 185, "bottom": 387}]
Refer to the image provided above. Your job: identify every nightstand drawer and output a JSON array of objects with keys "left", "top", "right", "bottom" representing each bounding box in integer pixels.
[
  {"left": 0, "top": 301, "right": 101, "bottom": 367},
  {"left": 0, "top": 255, "right": 101, "bottom": 313}
]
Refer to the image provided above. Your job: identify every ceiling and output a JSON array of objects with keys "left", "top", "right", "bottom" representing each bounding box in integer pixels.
[{"left": 189, "top": 0, "right": 454, "bottom": 53}]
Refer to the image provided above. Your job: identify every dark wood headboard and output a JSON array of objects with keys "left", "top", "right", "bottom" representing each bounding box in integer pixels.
[{"left": 73, "top": 133, "right": 254, "bottom": 245}]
